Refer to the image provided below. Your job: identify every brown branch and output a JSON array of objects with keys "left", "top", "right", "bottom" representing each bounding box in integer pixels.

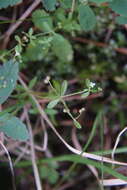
[{"left": 73, "top": 37, "right": 127, "bottom": 55}]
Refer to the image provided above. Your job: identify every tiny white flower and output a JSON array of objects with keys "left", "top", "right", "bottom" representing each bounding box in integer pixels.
[
  {"left": 89, "top": 82, "right": 96, "bottom": 88},
  {"left": 79, "top": 107, "right": 85, "bottom": 114},
  {"left": 15, "top": 50, "right": 20, "bottom": 57},
  {"left": 44, "top": 76, "right": 50, "bottom": 84}
]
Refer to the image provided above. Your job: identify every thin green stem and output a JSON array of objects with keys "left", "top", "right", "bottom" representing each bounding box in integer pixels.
[
  {"left": 68, "top": 0, "right": 76, "bottom": 19},
  {"left": 62, "top": 89, "right": 88, "bottom": 98}
]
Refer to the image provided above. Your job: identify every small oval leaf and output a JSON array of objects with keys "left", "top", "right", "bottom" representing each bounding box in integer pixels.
[
  {"left": 61, "top": 80, "right": 68, "bottom": 96},
  {"left": 81, "top": 91, "right": 90, "bottom": 98},
  {"left": 74, "top": 120, "right": 82, "bottom": 129},
  {"left": 47, "top": 99, "right": 60, "bottom": 109}
]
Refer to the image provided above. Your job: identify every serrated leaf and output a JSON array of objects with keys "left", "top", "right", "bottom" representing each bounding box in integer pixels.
[
  {"left": 47, "top": 99, "right": 60, "bottom": 109},
  {"left": 42, "top": 0, "right": 57, "bottom": 11},
  {"left": 32, "top": 10, "right": 53, "bottom": 32},
  {"left": 116, "top": 16, "right": 127, "bottom": 25},
  {"left": 81, "top": 91, "right": 90, "bottom": 98},
  {"left": 51, "top": 33, "right": 73, "bottom": 62},
  {"left": 0, "top": 0, "right": 22, "bottom": 9},
  {"left": 0, "top": 114, "right": 29, "bottom": 141},
  {"left": 109, "top": 0, "right": 127, "bottom": 16},
  {"left": 78, "top": 5, "right": 96, "bottom": 31},
  {"left": 0, "top": 60, "right": 19, "bottom": 104},
  {"left": 61, "top": 80, "right": 68, "bottom": 96},
  {"left": 73, "top": 120, "right": 82, "bottom": 129}
]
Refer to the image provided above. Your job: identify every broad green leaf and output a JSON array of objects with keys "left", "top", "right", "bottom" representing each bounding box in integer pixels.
[
  {"left": 32, "top": 10, "right": 53, "bottom": 32},
  {"left": 78, "top": 5, "right": 96, "bottom": 31},
  {"left": 47, "top": 99, "right": 60, "bottom": 109},
  {"left": 61, "top": 80, "right": 68, "bottom": 95},
  {"left": 116, "top": 16, "right": 127, "bottom": 25},
  {"left": 90, "top": 0, "right": 112, "bottom": 4},
  {"left": 0, "top": 0, "right": 22, "bottom": 9},
  {"left": 0, "top": 60, "right": 19, "bottom": 104},
  {"left": 109, "top": 0, "right": 127, "bottom": 16},
  {"left": 0, "top": 114, "right": 29, "bottom": 141},
  {"left": 51, "top": 34, "right": 73, "bottom": 62},
  {"left": 42, "top": 0, "right": 57, "bottom": 11},
  {"left": 74, "top": 120, "right": 82, "bottom": 129}
]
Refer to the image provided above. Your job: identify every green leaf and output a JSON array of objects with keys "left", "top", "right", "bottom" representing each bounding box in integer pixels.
[
  {"left": 42, "top": 0, "right": 57, "bottom": 11},
  {"left": 85, "top": 79, "right": 91, "bottom": 88},
  {"left": 40, "top": 165, "right": 59, "bottom": 184},
  {"left": 48, "top": 168, "right": 59, "bottom": 184},
  {"left": 53, "top": 80, "right": 61, "bottom": 94},
  {"left": 0, "top": 0, "right": 22, "bottom": 9},
  {"left": 16, "top": 154, "right": 127, "bottom": 181},
  {"left": 81, "top": 91, "right": 90, "bottom": 98},
  {"left": 61, "top": 80, "right": 68, "bottom": 96},
  {"left": 0, "top": 114, "right": 29, "bottom": 141},
  {"left": 32, "top": 10, "right": 53, "bottom": 32},
  {"left": 90, "top": 0, "right": 112, "bottom": 4},
  {"left": 24, "top": 37, "right": 50, "bottom": 62},
  {"left": 0, "top": 60, "right": 19, "bottom": 104},
  {"left": 28, "top": 77, "right": 37, "bottom": 89},
  {"left": 78, "top": 5, "right": 96, "bottom": 31},
  {"left": 61, "top": 0, "right": 72, "bottom": 9},
  {"left": 51, "top": 33, "right": 73, "bottom": 62},
  {"left": 40, "top": 165, "right": 49, "bottom": 178},
  {"left": 47, "top": 99, "right": 60, "bottom": 109},
  {"left": 73, "top": 120, "right": 82, "bottom": 129},
  {"left": 109, "top": 0, "right": 127, "bottom": 16},
  {"left": 116, "top": 16, "right": 127, "bottom": 25}
]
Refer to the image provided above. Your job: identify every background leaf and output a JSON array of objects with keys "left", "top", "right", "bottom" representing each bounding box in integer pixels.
[
  {"left": 0, "top": 0, "right": 22, "bottom": 9},
  {"left": 0, "top": 60, "right": 19, "bottom": 104},
  {"left": 32, "top": 10, "right": 53, "bottom": 32},
  {"left": 0, "top": 114, "right": 29, "bottom": 141},
  {"left": 42, "top": 0, "right": 57, "bottom": 11},
  {"left": 78, "top": 5, "right": 96, "bottom": 31},
  {"left": 51, "top": 33, "right": 73, "bottom": 62},
  {"left": 109, "top": 0, "right": 127, "bottom": 16},
  {"left": 116, "top": 16, "right": 127, "bottom": 25},
  {"left": 90, "top": 0, "right": 112, "bottom": 4}
]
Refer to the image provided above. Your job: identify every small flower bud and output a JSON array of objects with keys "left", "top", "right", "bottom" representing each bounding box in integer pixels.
[{"left": 44, "top": 76, "right": 51, "bottom": 84}]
